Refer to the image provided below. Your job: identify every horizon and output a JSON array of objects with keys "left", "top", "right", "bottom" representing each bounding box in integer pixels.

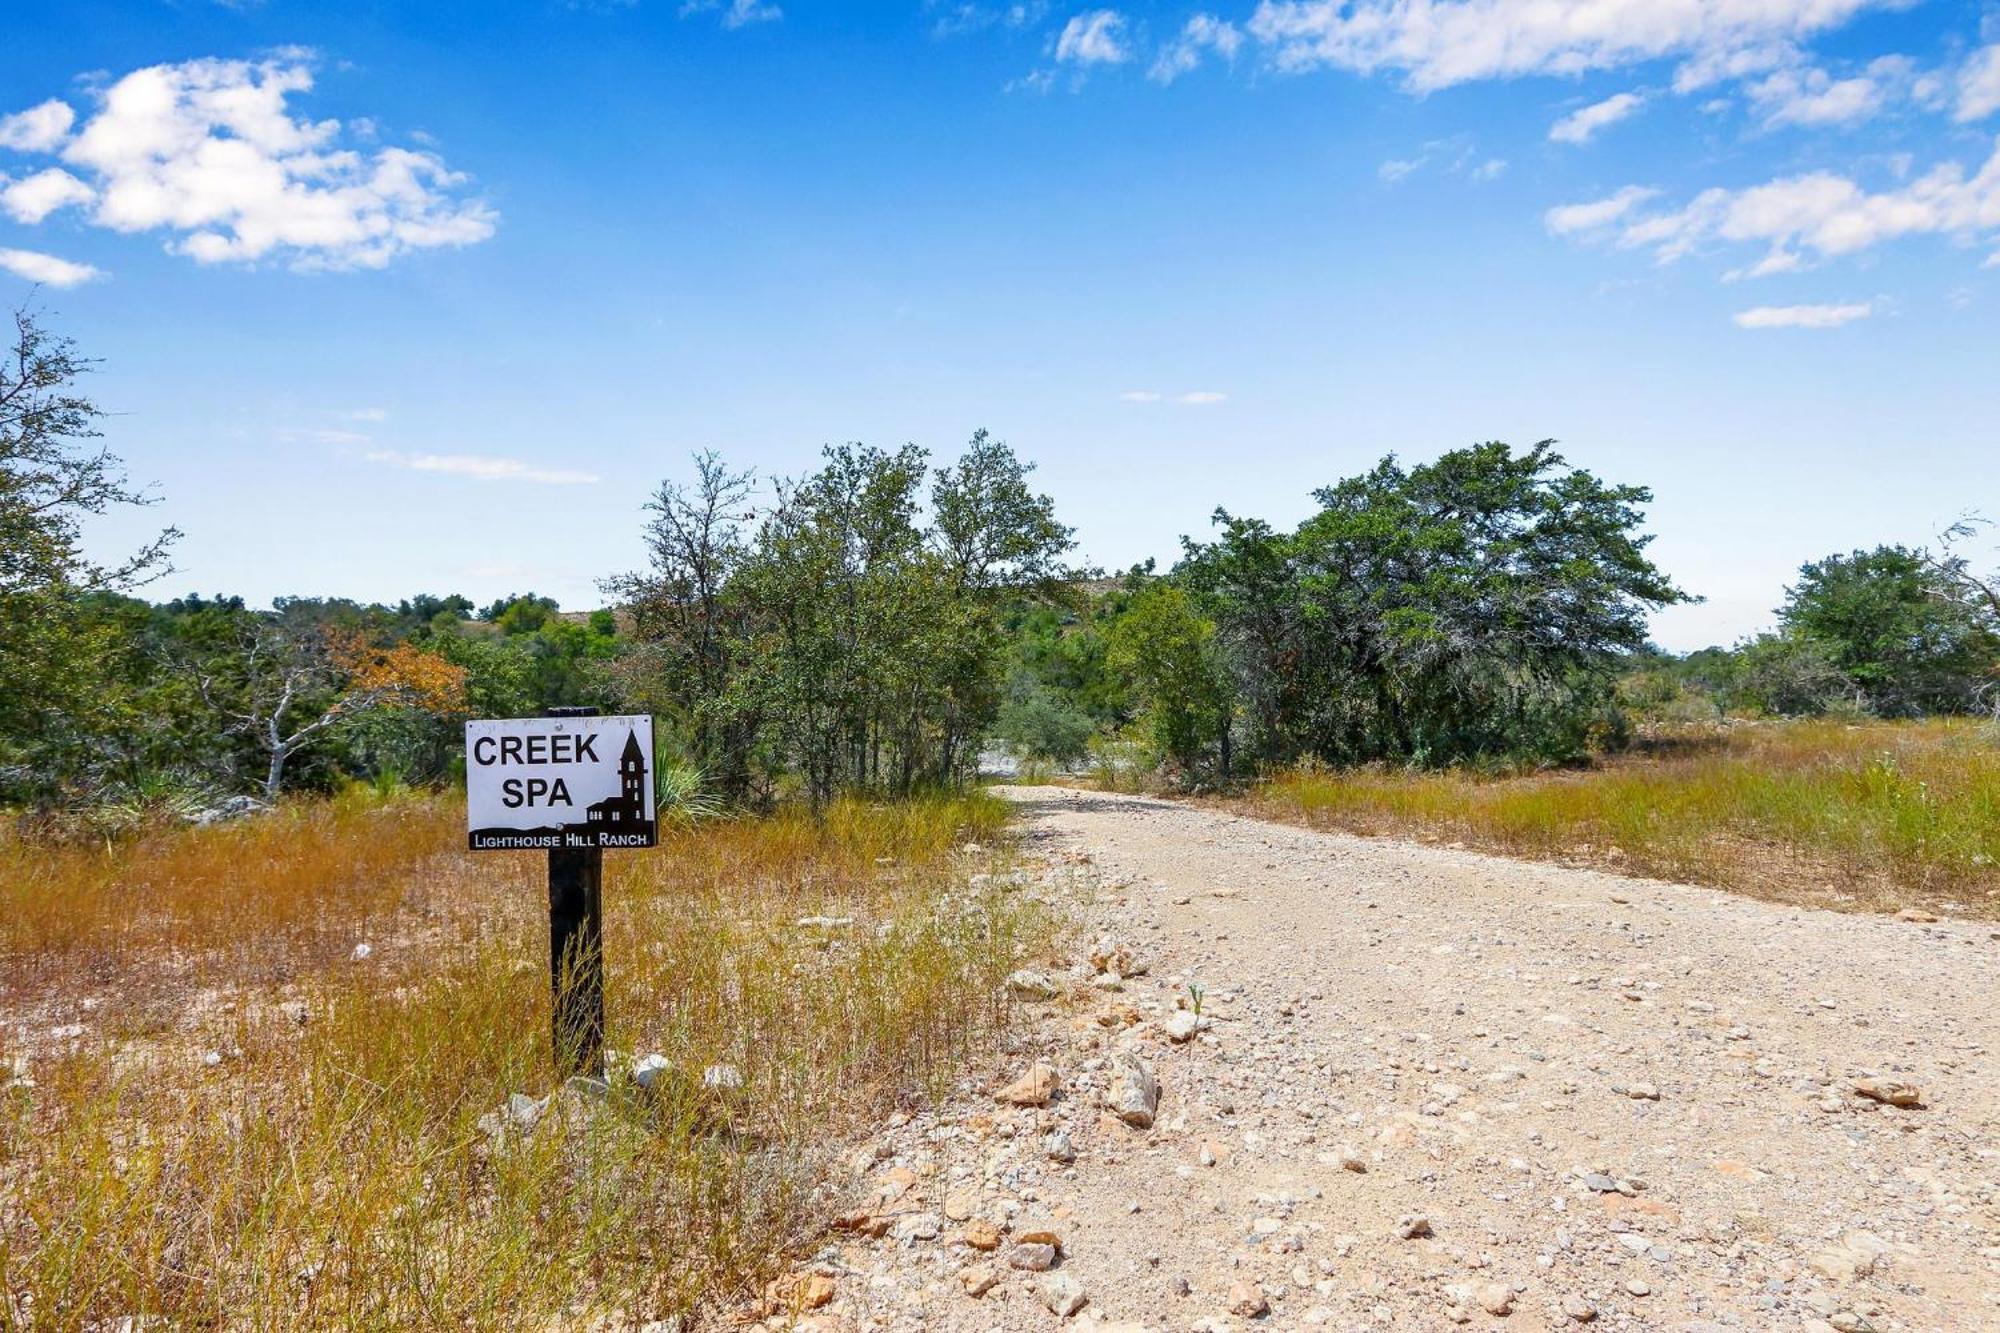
[{"left": 7, "top": 1, "right": 1997, "bottom": 653}]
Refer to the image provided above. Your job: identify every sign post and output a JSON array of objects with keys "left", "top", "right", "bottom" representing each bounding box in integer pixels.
[
  {"left": 465, "top": 709, "right": 658, "bottom": 1082},
  {"left": 543, "top": 706, "right": 606, "bottom": 1079}
]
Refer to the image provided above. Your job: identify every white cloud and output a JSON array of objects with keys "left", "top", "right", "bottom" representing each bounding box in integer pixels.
[
  {"left": 365, "top": 450, "right": 600, "bottom": 485},
  {"left": 1544, "top": 185, "right": 1659, "bottom": 235},
  {"left": 1741, "top": 54, "right": 1937, "bottom": 127},
  {"left": 1119, "top": 389, "right": 1225, "bottom": 404},
  {"left": 1749, "top": 67, "right": 1880, "bottom": 126},
  {"left": 1733, "top": 301, "right": 1872, "bottom": 328},
  {"left": 679, "top": 0, "right": 782, "bottom": 26},
  {"left": 1246, "top": 0, "right": 1890, "bottom": 92},
  {"left": 932, "top": 2, "right": 1047, "bottom": 38},
  {"left": 1151, "top": 14, "right": 1243, "bottom": 83},
  {"left": 1557, "top": 139, "right": 2000, "bottom": 267},
  {"left": 1056, "top": 9, "right": 1130, "bottom": 65},
  {"left": 0, "top": 55, "right": 494, "bottom": 272},
  {"left": 0, "top": 167, "right": 95, "bottom": 223},
  {"left": 1960, "top": 44, "right": 2000, "bottom": 122},
  {"left": 0, "top": 246, "right": 106, "bottom": 287},
  {"left": 1549, "top": 91, "right": 1645, "bottom": 145},
  {"left": 1378, "top": 135, "right": 1501, "bottom": 185},
  {"left": 1722, "top": 245, "right": 1806, "bottom": 279},
  {"left": 345, "top": 406, "right": 389, "bottom": 422},
  {"left": 1673, "top": 41, "right": 1798, "bottom": 93},
  {"left": 0, "top": 99, "right": 76, "bottom": 152}
]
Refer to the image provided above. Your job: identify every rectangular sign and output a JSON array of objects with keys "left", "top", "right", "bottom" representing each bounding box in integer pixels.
[{"left": 465, "top": 714, "right": 658, "bottom": 851}]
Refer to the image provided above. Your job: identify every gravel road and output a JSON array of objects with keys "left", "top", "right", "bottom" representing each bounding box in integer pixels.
[{"left": 806, "top": 786, "right": 1999, "bottom": 1333}]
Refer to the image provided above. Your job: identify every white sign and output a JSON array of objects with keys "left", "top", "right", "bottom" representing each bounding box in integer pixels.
[{"left": 465, "top": 714, "right": 658, "bottom": 851}]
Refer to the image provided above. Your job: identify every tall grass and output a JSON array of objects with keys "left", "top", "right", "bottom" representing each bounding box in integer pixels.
[
  {"left": 0, "top": 790, "right": 1038, "bottom": 1328},
  {"left": 1246, "top": 719, "right": 2000, "bottom": 917}
]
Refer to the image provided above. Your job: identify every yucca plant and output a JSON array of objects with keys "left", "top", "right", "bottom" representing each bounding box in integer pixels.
[{"left": 656, "top": 762, "right": 726, "bottom": 825}]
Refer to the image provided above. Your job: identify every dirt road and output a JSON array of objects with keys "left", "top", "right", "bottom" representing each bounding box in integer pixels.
[{"left": 817, "top": 787, "right": 1999, "bottom": 1332}]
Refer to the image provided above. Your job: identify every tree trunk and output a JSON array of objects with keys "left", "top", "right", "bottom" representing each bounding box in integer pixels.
[{"left": 263, "top": 745, "right": 287, "bottom": 802}]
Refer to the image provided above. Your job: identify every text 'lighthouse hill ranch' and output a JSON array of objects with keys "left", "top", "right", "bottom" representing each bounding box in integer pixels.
[{"left": 466, "top": 720, "right": 657, "bottom": 850}]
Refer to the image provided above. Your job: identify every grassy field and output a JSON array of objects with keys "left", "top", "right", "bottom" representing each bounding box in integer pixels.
[
  {"left": 1240, "top": 719, "right": 2000, "bottom": 919},
  {"left": 0, "top": 789, "right": 1042, "bottom": 1329}
]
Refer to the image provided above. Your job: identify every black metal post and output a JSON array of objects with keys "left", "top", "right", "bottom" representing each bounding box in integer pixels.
[{"left": 545, "top": 706, "right": 605, "bottom": 1081}]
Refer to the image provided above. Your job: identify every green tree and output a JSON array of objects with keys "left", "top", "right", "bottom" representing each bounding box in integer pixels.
[
  {"left": 0, "top": 307, "right": 178, "bottom": 799},
  {"left": 486, "top": 593, "right": 559, "bottom": 636},
  {"left": 932, "top": 429, "right": 1073, "bottom": 593},
  {"left": 992, "top": 667, "right": 1097, "bottom": 766},
  {"left": 734, "top": 442, "right": 961, "bottom": 806},
  {"left": 616, "top": 434, "right": 1072, "bottom": 809},
  {"left": 605, "top": 451, "right": 760, "bottom": 795},
  {"left": 1779, "top": 545, "right": 1999, "bottom": 716},
  {"left": 1733, "top": 631, "right": 1855, "bottom": 717},
  {"left": 1183, "top": 441, "right": 1688, "bottom": 766},
  {"left": 1107, "top": 584, "right": 1235, "bottom": 778}
]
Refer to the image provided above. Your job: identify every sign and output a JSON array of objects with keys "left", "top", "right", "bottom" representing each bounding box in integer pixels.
[{"left": 465, "top": 713, "right": 658, "bottom": 851}]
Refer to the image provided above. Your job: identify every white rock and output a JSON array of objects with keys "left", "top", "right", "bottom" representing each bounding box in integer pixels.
[
  {"left": 1107, "top": 1050, "right": 1161, "bottom": 1128},
  {"left": 1039, "top": 1274, "right": 1088, "bottom": 1318},
  {"left": 1008, "top": 970, "right": 1060, "bottom": 1000}
]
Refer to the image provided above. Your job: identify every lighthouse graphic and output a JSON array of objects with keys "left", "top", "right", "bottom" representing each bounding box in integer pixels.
[{"left": 582, "top": 728, "right": 655, "bottom": 842}]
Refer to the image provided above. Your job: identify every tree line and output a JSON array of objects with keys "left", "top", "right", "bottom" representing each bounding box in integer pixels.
[{"left": 4, "top": 305, "right": 1995, "bottom": 819}]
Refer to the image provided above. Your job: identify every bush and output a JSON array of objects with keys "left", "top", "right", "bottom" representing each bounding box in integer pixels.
[
  {"left": 1736, "top": 632, "right": 1855, "bottom": 717},
  {"left": 993, "top": 670, "right": 1096, "bottom": 766}
]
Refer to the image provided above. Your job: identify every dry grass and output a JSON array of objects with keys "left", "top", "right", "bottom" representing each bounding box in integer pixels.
[
  {"left": 1240, "top": 719, "right": 2000, "bottom": 918},
  {"left": 0, "top": 790, "right": 1040, "bottom": 1329}
]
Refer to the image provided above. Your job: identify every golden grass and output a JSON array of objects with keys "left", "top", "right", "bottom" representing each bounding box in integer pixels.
[
  {"left": 1241, "top": 719, "right": 2000, "bottom": 918},
  {"left": 0, "top": 790, "right": 1038, "bottom": 1329}
]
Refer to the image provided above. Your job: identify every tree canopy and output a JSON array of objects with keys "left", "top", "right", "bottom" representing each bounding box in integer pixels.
[
  {"left": 1180, "top": 441, "right": 1689, "bottom": 766},
  {"left": 1778, "top": 545, "right": 2000, "bottom": 717}
]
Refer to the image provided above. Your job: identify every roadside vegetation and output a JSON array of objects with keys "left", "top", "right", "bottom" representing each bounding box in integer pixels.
[
  {"left": 6, "top": 299, "right": 1999, "bottom": 1324},
  {"left": 3, "top": 305, "right": 1076, "bottom": 1328},
  {"left": 0, "top": 788, "right": 1039, "bottom": 1327},
  {"left": 1243, "top": 719, "right": 2000, "bottom": 918}
]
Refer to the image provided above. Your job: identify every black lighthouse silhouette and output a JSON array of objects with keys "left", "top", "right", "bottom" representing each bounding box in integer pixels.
[{"left": 582, "top": 728, "right": 654, "bottom": 840}]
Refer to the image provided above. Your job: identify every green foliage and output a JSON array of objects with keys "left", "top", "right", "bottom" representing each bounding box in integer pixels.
[
  {"left": 1003, "top": 601, "right": 1131, "bottom": 725},
  {"left": 932, "top": 428, "right": 1073, "bottom": 593},
  {"left": 1106, "top": 584, "right": 1235, "bottom": 778},
  {"left": 732, "top": 442, "right": 997, "bottom": 806},
  {"left": 1181, "top": 441, "right": 1688, "bottom": 767},
  {"left": 604, "top": 451, "right": 760, "bottom": 796},
  {"left": 616, "top": 435, "right": 1074, "bottom": 809},
  {"left": 653, "top": 761, "right": 726, "bottom": 824},
  {"left": 485, "top": 592, "right": 560, "bottom": 636},
  {"left": 0, "top": 308, "right": 178, "bottom": 800},
  {"left": 1778, "top": 545, "right": 1999, "bottom": 716},
  {"left": 1732, "top": 631, "right": 1857, "bottom": 717},
  {"left": 992, "top": 667, "right": 1097, "bottom": 766}
]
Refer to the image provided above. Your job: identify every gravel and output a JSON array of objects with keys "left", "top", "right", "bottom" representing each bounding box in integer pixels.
[{"left": 777, "top": 786, "right": 1997, "bottom": 1331}]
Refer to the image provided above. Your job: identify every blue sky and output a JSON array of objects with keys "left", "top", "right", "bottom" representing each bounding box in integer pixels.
[{"left": 4, "top": 0, "right": 1997, "bottom": 649}]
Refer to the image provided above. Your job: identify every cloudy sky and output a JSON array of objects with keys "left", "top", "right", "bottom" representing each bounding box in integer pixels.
[{"left": 5, "top": 0, "right": 1997, "bottom": 648}]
